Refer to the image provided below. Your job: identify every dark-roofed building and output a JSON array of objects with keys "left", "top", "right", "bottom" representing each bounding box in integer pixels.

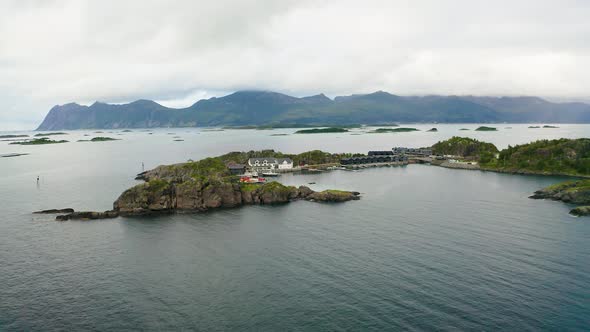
[
  {"left": 227, "top": 163, "right": 246, "bottom": 175},
  {"left": 392, "top": 147, "right": 432, "bottom": 156},
  {"left": 340, "top": 154, "right": 407, "bottom": 165},
  {"left": 368, "top": 150, "right": 394, "bottom": 156}
]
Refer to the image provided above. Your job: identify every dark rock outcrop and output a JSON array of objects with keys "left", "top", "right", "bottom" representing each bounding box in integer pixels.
[
  {"left": 113, "top": 180, "right": 360, "bottom": 217},
  {"left": 529, "top": 180, "right": 590, "bottom": 205},
  {"left": 530, "top": 180, "right": 590, "bottom": 217},
  {"left": 41, "top": 180, "right": 360, "bottom": 221},
  {"left": 307, "top": 190, "right": 361, "bottom": 202},
  {"left": 570, "top": 206, "right": 590, "bottom": 216},
  {"left": 34, "top": 208, "right": 75, "bottom": 214},
  {"left": 56, "top": 210, "right": 119, "bottom": 221}
]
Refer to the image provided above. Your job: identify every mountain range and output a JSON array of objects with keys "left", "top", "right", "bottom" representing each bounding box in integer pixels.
[{"left": 36, "top": 91, "right": 590, "bottom": 130}]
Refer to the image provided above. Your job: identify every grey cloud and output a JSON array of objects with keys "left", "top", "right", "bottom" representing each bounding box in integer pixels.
[{"left": 0, "top": 0, "right": 589, "bottom": 129}]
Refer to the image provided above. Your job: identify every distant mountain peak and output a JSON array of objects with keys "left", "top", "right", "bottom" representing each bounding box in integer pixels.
[
  {"left": 222, "top": 90, "right": 299, "bottom": 103},
  {"left": 52, "top": 102, "right": 87, "bottom": 111},
  {"left": 366, "top": 90, "right": 398, "bottom": 98},
  {"left": 129, "top": 99, "right": 162, "bottom": 106},
  {"left": 302, "top": 93, "right": 332, "bottom": 103}
]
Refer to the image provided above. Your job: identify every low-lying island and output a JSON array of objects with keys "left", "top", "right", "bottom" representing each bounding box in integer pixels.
[{"left": 36, "top": 151, "right": 361, "bottom": 221}]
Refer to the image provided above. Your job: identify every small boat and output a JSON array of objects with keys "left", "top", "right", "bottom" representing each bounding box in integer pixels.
[
  {"left": 239, "top": 175, "right": 266, "bottom": 183},
  {"left": 262, "top": 171, "right": 280, "bottom": 177},
  {"left": 327, "top": 166, "right": 347, "bottom": 170}
]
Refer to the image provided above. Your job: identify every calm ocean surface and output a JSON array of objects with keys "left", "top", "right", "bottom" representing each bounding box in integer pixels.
[{"left": 1, "top": 124, "right": 589, "bottom": 331}]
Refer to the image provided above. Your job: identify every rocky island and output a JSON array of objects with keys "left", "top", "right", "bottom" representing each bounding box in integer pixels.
[
  {"left": 77, "top": 136, "right": 119, "bottom": 142},
  {"left": 295, "top": 127, "right": 349, "bottom": 134},
  {"left": 530, "top": 180, "right": 590, "bottom": 216},
  {"left": 475, "top": 126, "right": 497, "bottom": 131},
  {"left": 38, "top": 150, "right": 361, "bottom": 221},
  {"left": 34, "top": 132, "right": 68, "bottom": 137},
  {"left": 369, "top": 127, "right": 419, "bottom": 133},
  {"left": 10, "top": 137, "right": 69, "bottom": 145}
]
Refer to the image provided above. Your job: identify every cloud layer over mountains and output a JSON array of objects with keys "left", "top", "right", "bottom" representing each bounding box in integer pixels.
[{"left": 1, "top": 0, "right": 590, "bottom": 129}]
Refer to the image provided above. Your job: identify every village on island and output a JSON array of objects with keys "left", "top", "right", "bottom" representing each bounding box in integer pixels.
[{"left": 227, "top": 147, "right": 449, "bottom": 184}]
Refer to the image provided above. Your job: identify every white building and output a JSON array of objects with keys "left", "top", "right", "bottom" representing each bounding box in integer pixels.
[
  {"left": 247, "top": 158, "right": 293, "bottom": 171},
  {"left": 276, "top": 158, "right": 294, "bottom": 170}
]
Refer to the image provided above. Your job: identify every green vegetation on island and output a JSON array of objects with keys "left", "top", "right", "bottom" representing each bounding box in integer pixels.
[
  {"left": 45, "top": 149, "right": 360, "bottom": 220},
  {"left": 370, "top": 127, "right": 419, "bottom": 133},
  {"left": 295, "top": 127, "right": 349, "bottom": 134},
  {"left": 137, "top": 150, "right": 358, "bottom": 190},
  {"left": 78, "top": 136, "right": 120, "bottom": 142},
  {"left": 480, "top": 138, "right": 590, "bottom": 176},
  {"left": 475, "top": 126, "right": 497, "bottom": 131},
  {"left": 459, "top": 128, "right": 470, "bottom": 131},
  {"left": 34, "top": 132, "right": 68, "bottom": 137},
  {"left": 530, "top": 180, "right": 590, "bottom": 216},
  {"left": 431, "top": 137, "right": 590, "bottom": 175},
  {"left": 427, "top": 128, "right": 438, "bottom": 132},
  {"left": 10, "top": 137, "right": 68, "bottom": 145},
  {"left": 571, "top": 206, "right": 590, "bottom": 216},
  {"left": 528, "top": 125, "right": 559, "bottom": 129},
  {"left": 218, "top": 149, "right": 362, "bottom": 167},
  {"left": 432, "top": 137, "right": 499, "bottom": 162}
]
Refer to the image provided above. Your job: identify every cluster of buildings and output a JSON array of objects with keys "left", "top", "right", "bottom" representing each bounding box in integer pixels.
[
  {"left": 227, "top": 157, "right": 294, "bottom": 175},
  {"left": 248, "top": 158, "right": 294, "bottom": 172},
  {"left": 227, "top": 147, "right": 433, "bottom": 173},
  {"left": 340, "top": 154, "right": 408, "bottom": 165},
  {"left": 340, "top": 147, "right": 432, "bottom": 166},
  {"left": 392, "top": 147, "right": 432, "bottom": 156}
]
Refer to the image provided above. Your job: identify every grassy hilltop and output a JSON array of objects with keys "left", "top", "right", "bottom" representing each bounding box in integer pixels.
[
  {"left": 432, "top": 137, "right": 498, "bottom": 162},
  {"left": 484, "top": 138, "right": 590, "bottom": 176},
  {"left": 431, "top": 137, "right": 590, "bottom": 176}
]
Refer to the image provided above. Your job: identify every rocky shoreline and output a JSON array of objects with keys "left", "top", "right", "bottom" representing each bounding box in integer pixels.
[
  {"left": 35, "top": 158, "right": 360, "bottom": 221},
  {"left": 529, "top": 180, "right": 590, "bottom": 216},
  {"left": 434, "top": 160, "right": 590, "bottom": 179},
  {"left": 35, "top": 185, "right": 359, "bottom": 221}
]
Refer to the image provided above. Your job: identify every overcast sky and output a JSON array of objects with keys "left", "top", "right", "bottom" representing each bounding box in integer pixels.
[{"left": 1, "top": 0, "right": 590, "bottom": 129}]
